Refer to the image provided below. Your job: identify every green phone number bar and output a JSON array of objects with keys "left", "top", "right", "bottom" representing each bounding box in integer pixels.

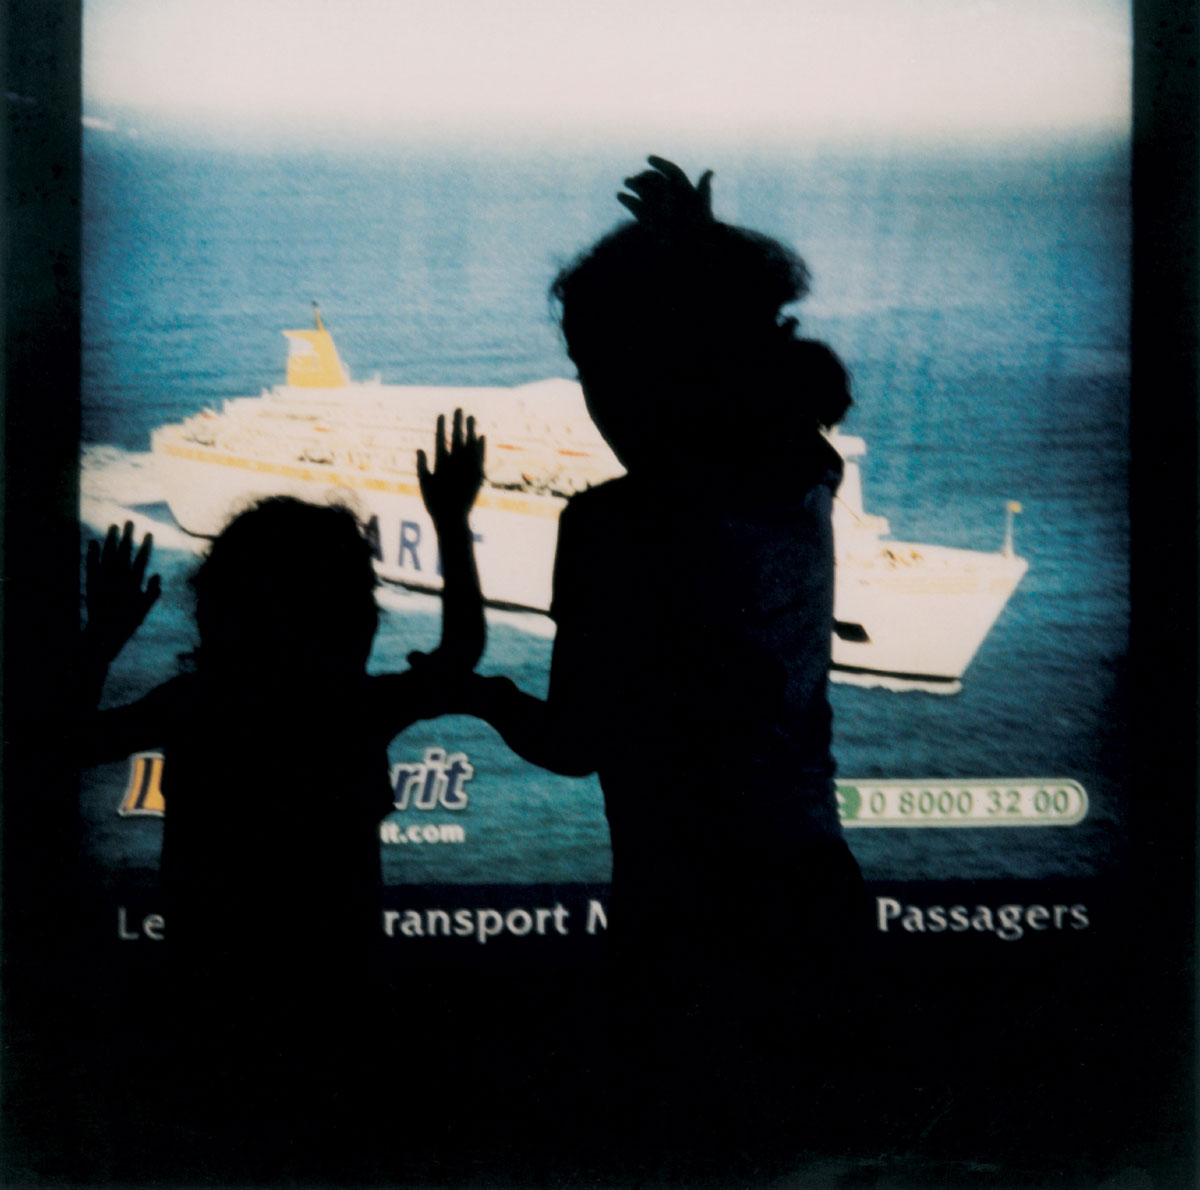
[{"left": 835, "top": 779, "right": 1088, "bottom": 827}]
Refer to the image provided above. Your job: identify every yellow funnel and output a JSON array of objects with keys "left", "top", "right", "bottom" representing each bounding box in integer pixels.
[{"left": 283, "top": 304, "right": 349, "bottom": 387}]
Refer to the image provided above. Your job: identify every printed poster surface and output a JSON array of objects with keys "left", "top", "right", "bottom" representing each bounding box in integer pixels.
[{"left": 80, "top": 3, "right": 1129, "bottom": 936}]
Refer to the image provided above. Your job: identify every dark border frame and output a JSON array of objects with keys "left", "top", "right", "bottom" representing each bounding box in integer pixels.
[{"left": 4, "top": 0, "right": 1195, "bottom": 1181}]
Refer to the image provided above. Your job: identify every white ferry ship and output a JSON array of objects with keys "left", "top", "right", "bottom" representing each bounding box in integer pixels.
[{"left": 151, "top": 309, "right": 1028, "bottom": 692}]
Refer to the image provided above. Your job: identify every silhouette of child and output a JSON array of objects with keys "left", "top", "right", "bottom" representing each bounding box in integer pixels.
[
  {"left": 454, "top": 158, "right": 866, "bottom": 1153},
  {"left": 78, "top": 412, "right": 484, "bottom": 1161}
]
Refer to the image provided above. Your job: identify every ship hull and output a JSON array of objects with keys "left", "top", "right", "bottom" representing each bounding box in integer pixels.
[
  {"left": 831, "top": 542, "right": 1027, "bottom": 690},
  {"left": 153, "top": 431, "right": 1026, "bottom": 687}
]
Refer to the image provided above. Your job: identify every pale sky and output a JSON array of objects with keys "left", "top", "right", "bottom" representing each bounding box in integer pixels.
[{"left": 83, "top": 0, "right": 1131, "bottom": 145}]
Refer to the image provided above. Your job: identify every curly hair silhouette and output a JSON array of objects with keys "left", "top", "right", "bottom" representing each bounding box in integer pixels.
[{"left": 552, "top": 156, "right": 851, "bottom": 475}]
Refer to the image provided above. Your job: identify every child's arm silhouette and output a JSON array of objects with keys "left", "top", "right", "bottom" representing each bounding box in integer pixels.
[
  {"left": 78, "top": 523, "right": 178, "bottom": 766},
  {"left": 452, "top": 494, "right": 602, "bottom": 777},
  {"left": 456, "top": 648, "right": 600, "bottom": 778},
  {"left": 82, "top": 522, "right": 161, "bottom": 710},
  {"left": 380, "top": 411, "right": 592, "bottom": 779},
  {"left": 416, "top": 409, "right": 486, "bottom": 673},
  {"left": 383, "top": 410, "right": 487, "bottom": 726}
]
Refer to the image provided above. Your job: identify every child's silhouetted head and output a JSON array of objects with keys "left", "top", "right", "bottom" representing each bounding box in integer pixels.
[
  {"left": 190, "top": 497, "right": 378, "bottom": 688},
  {"left": 551, "top": 158, "right": 851, "bottom": 474}
]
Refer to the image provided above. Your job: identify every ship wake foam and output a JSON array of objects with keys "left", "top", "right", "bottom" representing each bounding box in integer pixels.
[{"left": 80, "top": 445, "right": 202, "bottom": 554}]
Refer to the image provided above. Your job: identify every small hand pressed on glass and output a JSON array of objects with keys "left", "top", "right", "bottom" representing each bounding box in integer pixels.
[
  {"left": 416, "top": 408, "right": 485, "bottom": 527},
  {"left": 408, "top": 408, "right": 488, "bottom": 691},
  {"left": 85, "top": 520, "right": 161, "bottom": 661}
]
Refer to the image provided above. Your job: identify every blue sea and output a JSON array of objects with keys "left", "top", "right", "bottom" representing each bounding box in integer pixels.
[{"left": 79, "top": 130, "right": 1130, "bottom": 886}]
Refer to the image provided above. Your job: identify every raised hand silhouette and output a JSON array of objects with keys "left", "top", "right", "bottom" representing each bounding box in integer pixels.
[
  {"left": 416, "top": 408, "right": 486, "bottom": 529},
  {"left": 84, "top": 521, "right": 161, "bottom": 663},
  {"left": 617, "top": 155, "right": 714, "bottom": 230}
]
